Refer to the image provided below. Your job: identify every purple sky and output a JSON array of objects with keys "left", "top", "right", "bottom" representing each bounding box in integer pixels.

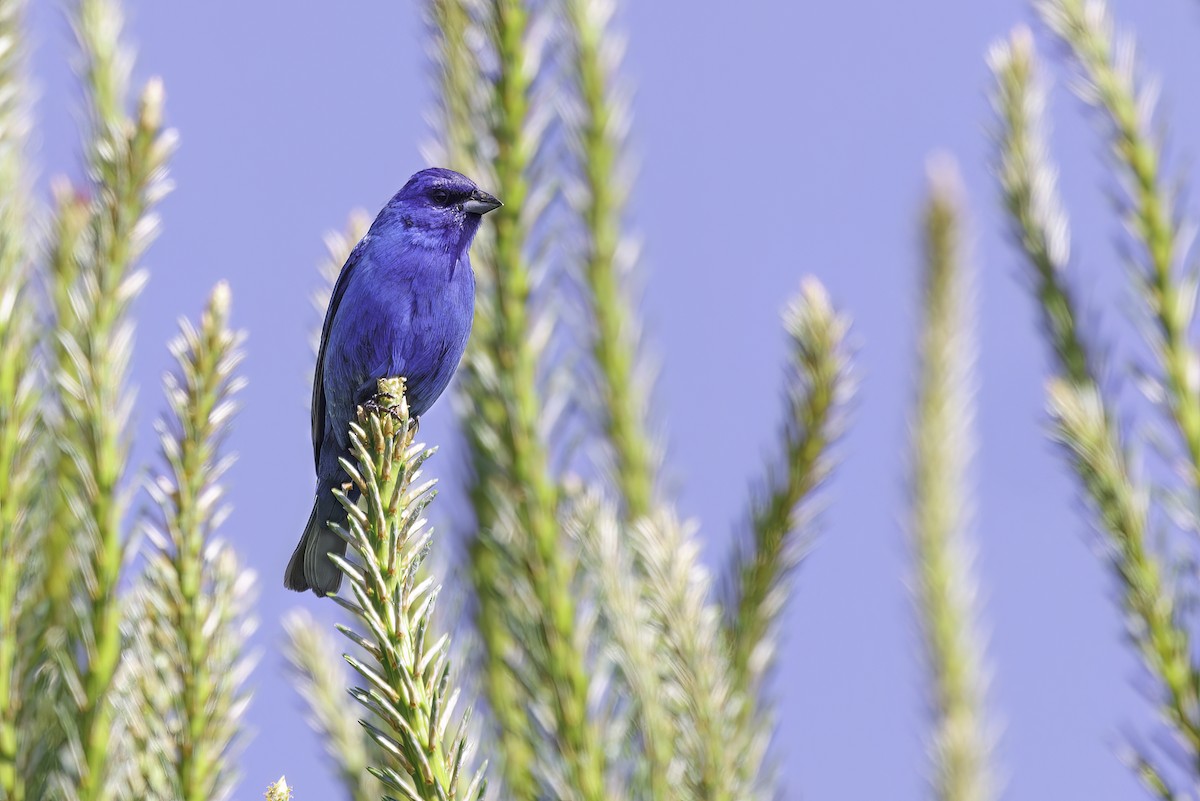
[{"left": 25, "top": 1, "right": 1200, "bottom": 799}]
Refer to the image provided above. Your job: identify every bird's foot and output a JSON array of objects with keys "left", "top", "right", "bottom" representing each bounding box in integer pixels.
[{"left": 362, "top": 393, "right": 404, "bottom": 422}]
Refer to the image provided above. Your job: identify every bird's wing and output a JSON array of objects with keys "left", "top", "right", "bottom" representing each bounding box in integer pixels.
[{"left": 312, "top": 237, "right": 369, "bottom": 468}]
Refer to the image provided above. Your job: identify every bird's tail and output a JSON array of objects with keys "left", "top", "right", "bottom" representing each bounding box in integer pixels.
[{"left": 284, "top": 489, "right": 348, "bottom": 596}]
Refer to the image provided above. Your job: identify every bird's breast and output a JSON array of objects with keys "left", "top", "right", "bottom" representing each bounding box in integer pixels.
[{"left": 373, "top": 255, "right": 475, "bottom": 412}]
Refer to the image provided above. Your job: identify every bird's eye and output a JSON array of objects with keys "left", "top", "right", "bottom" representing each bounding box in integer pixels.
[{"left": 431, "top": 189, "right": 450, "bottom": 205}]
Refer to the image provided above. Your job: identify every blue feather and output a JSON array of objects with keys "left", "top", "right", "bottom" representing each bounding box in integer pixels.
[{"left": 286, "top": 167, "right": 500, "bottom": 595}]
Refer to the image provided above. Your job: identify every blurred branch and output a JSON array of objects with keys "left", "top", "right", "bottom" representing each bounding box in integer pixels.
[
  {"left": 1123, "top": 745, "right": 1183, "bottom": 801},
  {"left": 989, "top": 25, "right": 1093, "bottom": 386},
  {"left": 329, "top": 378, "right": 487, "bottom": 801},
  {"left": 0, "top": 0, "right": 39, "bottom": 797},
  {"left": 563, "top": 0, "right": 656, "bottom": 519},
  {"left": 631, "top": 509, "right": 764, "bottom": 801},
  {"left": 1046, "top": 380, "right": 1200, "bottom": 763},
  {"left": 726, "top": 278, "right": 851, "bottom": 692},
  {"left": 424, "top": 2, "right": 537, "bottom": 795},
  {"left": 37, "top": 184, "right": 92, "bottom": 658},
  {"left": 425, "top": 0, "right": 608, "bottom": 796},
  {"left": 991, "top": 23, "right": 1200, "bottom": 784},
  {"left": 130, "top": 284, "right": 254, "bottom": 801},
  {"left": 284, "top": 611, "right": 386, "bottom": 801},
  {"left": 45, "top": 0, "right": 176, "bottom": 797},
  {"left": 16, "top": 184, "right": 93, "bottom": 801},
  {"left": 1037, "top": 0, "right": 1200, "bottom": 494},
  {"left": 571, "top": 493, "right": 770, "bottom": 801},
  {"left": 475, "top": 0, "right": 607, "bottom": 782},
  {"left": 909, "top": 159, "right": 994, "bottom": 801},
  {"left": 568, "top": 496, "right": 676, "bottom": 800},
  {"left": 423, "top": 0, "right": 482, "bottom": 174}
]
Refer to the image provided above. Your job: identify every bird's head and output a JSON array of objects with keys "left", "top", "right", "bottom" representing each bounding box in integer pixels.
[{"left": 381, "top": 168, "right": 502, "bottom": 251}]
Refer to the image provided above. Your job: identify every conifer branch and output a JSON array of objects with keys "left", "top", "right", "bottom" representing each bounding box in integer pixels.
[
  {"left": 562, "top": 0, "right": 656, "bottom": 519},
  {"left": 1123, "top": 746, "right": 1182, "bottom": 801},
  {"left": 425, "top": 0, "right": 606, "bottom": 796},
  {"left": 1036, "top": 0, "right": 1200, "bottom": 494},
  {"left": 571, "top": 497, "right": 767, "bottom": 801},
  {"left": 46, "top": 1, "right": 175, "bottom": 796},
  {"left": 475, "top": 0, "right": 606, "bottom": 784},
  {"left": 423, "top": 0, "right": 482, "bottom": 175},
  {"left": 424, "top": 3, "right": 538, "bottom": 795},
  {"left": 37, "top": 185, "right": 92, "bottom": 677},
  {"left": 727, "top": 278, "right": 851, "bottom": 691},
  {"left": 292, "top": 213, "right": 403, "bottom": 801},
  {"left": 989, "top": 26, "right": 1093, "bottom": 387},
  {"left": 329, "top": 377, "right": 487, "bottom": 801},
  {"left": 1046, "top": 380, "right": 1200, "bottom": 764},
  {"left": 18, "top": 184, "right": 93, "bottom": 801},
  {"left": 568, "top": 496, "right": 676, "bottom": 801},
  {"left": 131, "top": 283, "right": 254, "bottom": 801},
  {"left": 0, "top": 1, "right": 38, "bottom": 797},
  {"left": 992, "top": 23, "right": 1200, "bottom": 783},
  {"left": 631, "top": 510, "right": 765, "bottom": 801},
  {"left": 909, "top": 160, "right": 994, "bottom": 801},
  {"left": 264, "top": 776, "right": 293, "bottom": 801}
]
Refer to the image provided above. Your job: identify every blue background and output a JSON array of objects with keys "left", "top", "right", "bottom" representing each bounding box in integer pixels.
[{"left": 26, "top": 2, "right": 1200, "bottom": 798}]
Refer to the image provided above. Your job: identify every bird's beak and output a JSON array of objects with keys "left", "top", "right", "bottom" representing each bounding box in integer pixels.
[{"left": 463, "top": 189, "right": 503, "bottom": 215}]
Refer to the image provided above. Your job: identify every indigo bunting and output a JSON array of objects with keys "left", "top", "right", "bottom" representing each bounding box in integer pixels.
[{"left": 285, "top": 168, "right": 501, "bottom": 596}]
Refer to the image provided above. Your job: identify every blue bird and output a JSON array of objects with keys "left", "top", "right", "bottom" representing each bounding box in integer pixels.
[{"left": 286, "top": 167, "right": 501, "bottom": 596}]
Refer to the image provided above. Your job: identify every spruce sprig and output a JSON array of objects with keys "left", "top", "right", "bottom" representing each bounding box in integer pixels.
[
  {"left": 0, "top": 0, "right": 38, "bottom": 797},
  {"left": 562, "top": 0, "right": 656, "bottom": 519},
  {"left": 727, "top": 278, "right": 851, "bottom": 691},
  {"left": 474, "top": 12, "right": 594, "bottom": 787},
  {"left": 989, "top": 26, "right": 1093, "bottom": 386},
  {"left": 46, "top": 1, "right": 175, "bottom": 797},
  {"left": 131, "top": 283, "right": 255, "bottom": 801},
  {"left": 630, "top": 509, "right": 764, "bottom": 801},
  {"left": 1036, "top": 0, "right": 1200, "bottom": 493},
  {"left": 991, "top": 18, "right": 1200, "bottom": 787},
  {"left": 329, "top": 377, "right": 487, "bottom": 801},
  {"left": 424, "top": 0, "right": 608, "bottom": 796},
  {"left": 424, "top": 2, "right": 539, "bottom": 794},
  {"left": 568, "top": 496, "right": 677, "bottom": 801},
  {"left": 909, "top": 160, "right": 994, "bottom": 801},
  {"left": 570, "top": 494, "right": 773, "bottom": 801},
  {"left": 288, "top": 213, "right": 398, "bottom": 801},
  {"left": 1045, "top": 380, "right": 1198, "bottom": 759}
]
